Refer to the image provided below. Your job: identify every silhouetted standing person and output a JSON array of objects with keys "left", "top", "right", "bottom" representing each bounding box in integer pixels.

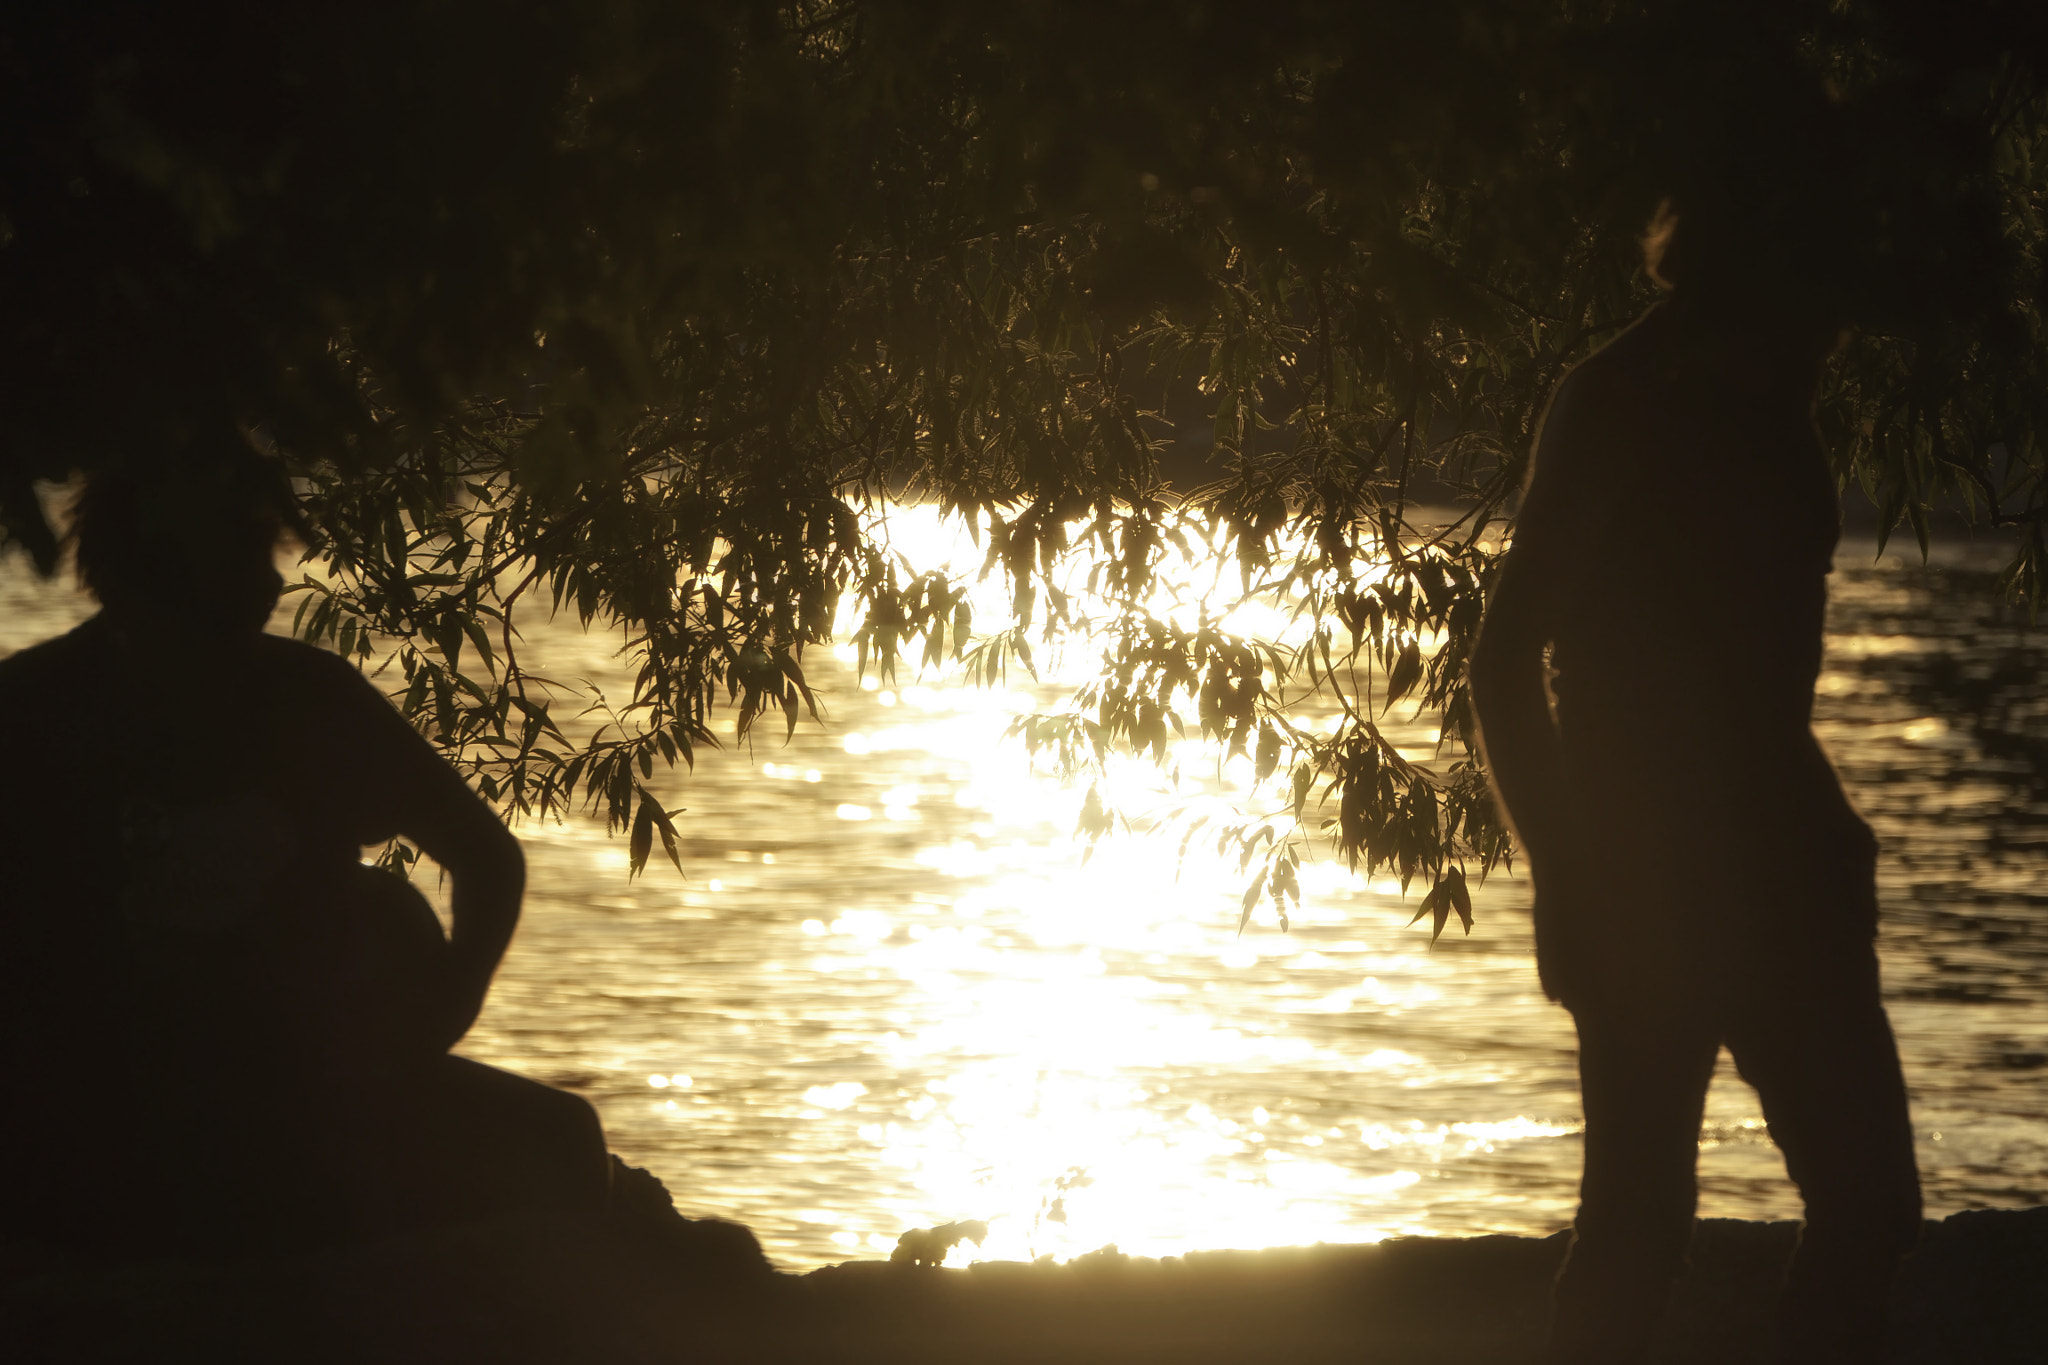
[
  {"left": 0, "top": 456, "right": 609, "bottom": 1258},
  {"left": 1469, "top": 205, "right": 1923, "bottom": 1364}
]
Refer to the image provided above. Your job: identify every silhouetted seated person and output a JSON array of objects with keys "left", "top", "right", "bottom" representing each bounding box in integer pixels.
[
  {"left": 1469, "top": 204, "right": 1922, "bottom": 1363},
  {"left": 0, "top": 465, "right": 609, "bottom": 1260}
]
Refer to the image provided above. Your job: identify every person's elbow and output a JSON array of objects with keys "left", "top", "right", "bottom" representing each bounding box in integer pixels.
[
  {"left": 480, "top": 819, "right": 525, "bottom": 891},
  {"left": 446, "top": 812, "right": 525, "bottom": 896}
]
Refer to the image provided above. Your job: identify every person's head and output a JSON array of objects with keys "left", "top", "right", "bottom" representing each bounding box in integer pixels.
[
  {"left": 73, "top": 445, "right": 302, "bottom": 641},
  {"left": 1640, "top": 193, "right": 1849, "bottom": 328},
  {"left": 1639, "top": 59, "right": 1862, "bottom": 354},
  {"left": 1638, "top": 184, "right": 1858, "bottom": 382}
]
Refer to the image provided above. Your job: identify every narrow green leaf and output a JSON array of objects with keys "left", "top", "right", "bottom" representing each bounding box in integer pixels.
[
  {"left": 1238, "top": 868, "right": 1269, "bottom": 936},
  {"left": 463, "top": 617, "right": 498, "bottom": 675},
  {"left": 1255, "top": 723, "right": 1281, "bottom": 782},
  {"left": 628, "top": 796, "right": 655, "bottom": 879}
]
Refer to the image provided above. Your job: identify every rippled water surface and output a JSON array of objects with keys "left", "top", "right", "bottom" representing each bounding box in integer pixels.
[{"left": 4, "top": 532, "right": 2045, "bottom": 1268}]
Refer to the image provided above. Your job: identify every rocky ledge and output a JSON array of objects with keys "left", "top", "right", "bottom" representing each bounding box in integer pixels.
[{"left": 5, "top": 1205, "right": 2044, "bottom": 1363}]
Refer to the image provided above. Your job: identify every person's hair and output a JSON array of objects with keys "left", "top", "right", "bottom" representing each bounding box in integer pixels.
[
  {"left": 1641, "top": 198, "right": 1681, "bottom": 292},
  {"left": 71, "top": 443, "right": 303, "bottom": 630},
  {"left": 1636, "top": 179, "right": 1856, "bottom": 334}
]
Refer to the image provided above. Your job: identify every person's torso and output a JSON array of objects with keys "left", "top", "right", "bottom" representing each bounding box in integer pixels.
[{"left": 1545, "top": 345, "right": 1844, "bottom": 807}]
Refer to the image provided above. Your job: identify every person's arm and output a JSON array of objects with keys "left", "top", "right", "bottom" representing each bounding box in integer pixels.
[
  {"left": 329, "top": 657, "right": 525, "bottom": 1049},
  {"left": 1468, "top": 547, "right": 1573, "bottom": 871},
  {"left": 1468, "top": 373, "right": 1601, "bottom": 995},
  {"left": 391, "top": 737, "right": 524, "bottom": 1049}
]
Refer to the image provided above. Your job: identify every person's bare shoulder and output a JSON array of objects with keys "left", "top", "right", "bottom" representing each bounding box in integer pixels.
[
  {"left": 0, "top": 619, "right": 105, "bottom": 707},
  {"left": 253, "top": 631, "right": 377, "bottom": 682},
  {"left": 249, "top": 634, "right": 412, "bottom": 742},
  {"left": 1533, "top": 307, "right": 1671, "bottom": 479}
]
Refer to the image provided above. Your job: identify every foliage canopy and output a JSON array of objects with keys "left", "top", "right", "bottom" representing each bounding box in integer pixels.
[{"left": 5, "top": 1, "right": 2046, "bottom": 934}]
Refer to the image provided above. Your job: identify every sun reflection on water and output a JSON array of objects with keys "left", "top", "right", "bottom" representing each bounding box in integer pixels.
[{"left": 452, "top": 506, "right": 1607, "bottom": 1266}]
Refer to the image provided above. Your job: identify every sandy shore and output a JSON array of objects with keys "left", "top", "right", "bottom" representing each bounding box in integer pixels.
[{"left": 5, "top": 1207, "right": 2044, "bottom": 1363}]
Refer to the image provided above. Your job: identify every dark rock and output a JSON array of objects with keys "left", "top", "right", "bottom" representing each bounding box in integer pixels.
[
  {"left": 605, "top": 1157, "right": 772, "bottom": 1282},
  {"left": 5, "top": 1207, "right": 2046, "bottom": 1363},
  {"left": 1892, "top": 1207, "right": 2048, "bottom": 1364},
  {"left": 890, "top": 1220, "right": 989, "bottom": 1268}
]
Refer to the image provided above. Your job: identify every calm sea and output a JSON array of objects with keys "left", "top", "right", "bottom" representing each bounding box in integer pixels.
[{"left": 3, "top": 525, "right": 2043, "bottom": 1268}]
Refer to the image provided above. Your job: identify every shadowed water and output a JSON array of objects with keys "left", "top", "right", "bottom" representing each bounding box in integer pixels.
[{"left": 3, "top": 534, "right": 2043, "bottom": 1269}]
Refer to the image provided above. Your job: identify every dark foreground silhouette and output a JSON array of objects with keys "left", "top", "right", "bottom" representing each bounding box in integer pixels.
[
  {"left": 1468, "top": 212, "right": 1922, "bottom": 1361},
  {"left": 2, "top": 1207, "right": 2044, "bottom": 1364},
  {"left": 0, "top": 463, "right": 645, "bottom": 1258}
]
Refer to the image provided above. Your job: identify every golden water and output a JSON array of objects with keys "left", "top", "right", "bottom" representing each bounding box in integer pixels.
[{"left": 4, "top": 523, "right": 2044, "bottom": 1269}]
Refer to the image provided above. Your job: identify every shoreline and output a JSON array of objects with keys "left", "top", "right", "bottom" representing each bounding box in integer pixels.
[{"left": 6, "top": 1207, "right": 2043, "bottom": 1363}]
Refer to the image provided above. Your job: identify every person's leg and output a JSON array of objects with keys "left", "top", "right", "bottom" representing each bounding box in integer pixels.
[
  {"left": 1551, "top": 1002, "right": 1722, "bottom": 1365},
  {"left": 1726, "top": 937, "right": 1921, "bottom": 1364}
]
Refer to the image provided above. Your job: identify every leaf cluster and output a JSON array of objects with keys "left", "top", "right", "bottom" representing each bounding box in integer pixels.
[{"left": 5, "top": 2, "right": 2046, "bottom": 937}]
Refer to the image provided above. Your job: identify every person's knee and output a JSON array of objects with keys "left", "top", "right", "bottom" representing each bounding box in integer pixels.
[
  {"left": 535, "top": 1086, "right": 611, "bottom": 1204},
  {"left": 443, "top": 1059, "right": 605, "bottom": 1146},
  {"left": 440, "top": 1061, "right": 610, "bottom": 1205},
  {"left": 555, "top": 1088, "right": 607, "bottom": 1155},
  {"left": 520, "top": 1083, "right": 605, "bottom": 1162}
]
